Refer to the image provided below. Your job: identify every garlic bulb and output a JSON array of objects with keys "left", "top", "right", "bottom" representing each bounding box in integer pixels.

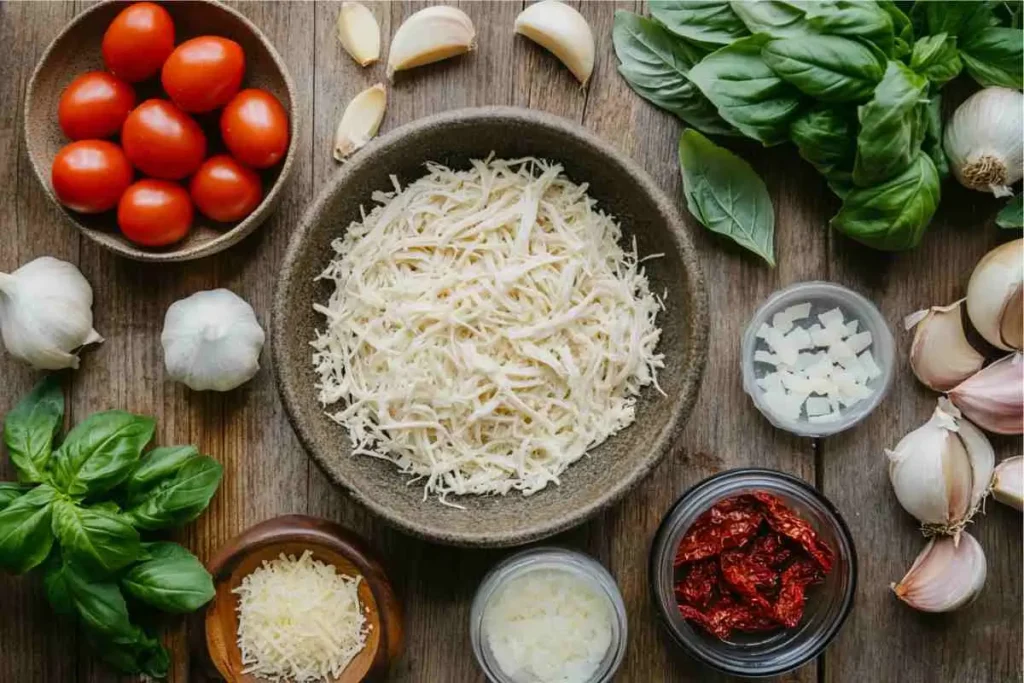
[
  {"left": 514, "top": 1, "right": 595, "bottom": 85},
  {"left": 904, "top": 300, "right": 984, "bottom": 391},
  {"left": 0, "top": 256, "right": 103, "bottom": 370},
  {"left": 161, "top": 289, "right": 265, "bottom": 392},
  {"left": 892, "top": 532, "right": 987, "bottom": 613},
  {"left": 991, "top": 456, "right": 1023, "bottom": 511},
  {"left": 886, "top": 399, "right": 994, "bottom": 535},
  {"left": 965, "top": 238, "right": 1022, "bottom": 351},
  {"left": 943, "top": 87, "right": 1023, "bottom": 197},
  {"left": 949, "top": 352, "right": 1023, "bottom": 435}
]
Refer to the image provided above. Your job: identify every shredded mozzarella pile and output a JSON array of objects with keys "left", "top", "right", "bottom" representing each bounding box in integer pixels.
[
  {"left": 483, "top": 568, "right": 614, "bottom": 683},
  {"left": 233, "top": 551, "right": 368, "bottom": 683},
  {"left": 312, "top": 156, "right": 665, "bottom": 501}
]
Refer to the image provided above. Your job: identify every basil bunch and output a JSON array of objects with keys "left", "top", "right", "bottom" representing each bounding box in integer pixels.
[
  {"left": 0, "top": 377, "right": 222, "bottom": 678},
  {"left": 614, "top": 1, "right": 1023, "bottom": 253}
]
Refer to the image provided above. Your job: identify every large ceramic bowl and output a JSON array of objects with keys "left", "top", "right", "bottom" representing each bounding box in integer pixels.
[
  {"left": 24, "top": 0, "right": 298, "bottom": 262},
  {"left": 273, "top": 107, "right": 708, "bottom": 547}
]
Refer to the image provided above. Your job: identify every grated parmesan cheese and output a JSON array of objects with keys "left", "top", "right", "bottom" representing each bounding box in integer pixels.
[
  {"left": 311, "top": 157, "right": 665, "bottom": 501},
  {"left": 233, "top": 551, "right": 368, "bottom": 683}
]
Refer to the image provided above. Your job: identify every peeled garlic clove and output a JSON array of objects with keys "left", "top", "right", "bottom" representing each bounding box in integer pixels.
[
  {"left": 514, "top": 1, "right": 595, "bottom": 85},
  {"left": 966, "top": 238, "right": 1023, "bottom": 351},
  {"left": 992, "top": 456, "right": 1023, "bottom": 511},
  {"left": 949, "top": 352, "right": 1024, "bottom": 435},
  {"left": 387, "top": 6, "right": 476, "bottom": 79},
  {"left": 905, "top": 300, "right": 985, "bottom": 391},
  {"left": 892, "top": 532, "right": 987, "bottom": 613},
  {"left": 336, "top": 1, "right": 381, "bottom": 67},
  {"left": 334, "top": 83, "right": 386, "bottom": 161}
]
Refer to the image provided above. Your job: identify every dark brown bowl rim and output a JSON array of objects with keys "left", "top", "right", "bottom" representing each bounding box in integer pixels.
[
  {"left": 273, "top": 106, "right": 709, "bottom": 547},
  {"left": 23, "top": 0, "right": 299, "bottom": 263}
]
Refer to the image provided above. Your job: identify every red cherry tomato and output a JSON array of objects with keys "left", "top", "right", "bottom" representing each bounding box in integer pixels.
[
  {"left": 220, "top": 89, "right": 289, "bottom": 169},
  {"left": 117, "top": 179, "right": 193, "bottom": 247},
  {"left": 189, "top": 155, "right": 263, "bottom": 222},
  {"left": 101, "top": 1, "right": 175, "bottom": 83},
  {"left": 57, "top": 71, "right": 136, "bottom": 141},
  {"left": 161, "top": 36, "right": 245, "bottom": 113},
  {"left": 121, "top": 99, "right": 206, "bottom": 180},
  {"left": 51, "top": 140, "right": 133, "bottom": 214}
]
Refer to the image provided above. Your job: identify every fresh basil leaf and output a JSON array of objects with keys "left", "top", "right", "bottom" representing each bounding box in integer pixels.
[
  {"left": 678, "top": 129, "right": 776, "bottom": 266},
  {"left": 878, "top": 0, "right": 914, "bottom": 58},
  {"left": 43, "top": 549, "right": 75, "bottom": 615},
  {"left": 51, "top": 411, "right": 154, "bottom": 499},
  {"left": 922, "top": 95, "right": 949, "bottom": 179},
  {"left": 122, "top": 455, "right": 222, "bottom": 531},
  {"left": 115, "top": 445, "right": 199, "bottom": 506},
  {"left": 853, "top": 60, "right": 929, "bottom": 187},
  {"left": 996, "top": 195, "right": 1023, "bottom": 229},
  {"left": 0, "top": 482, "right": 31, "bottom": 511},
  {"left": 804, "top": 0, "right": 896, "bottom": 56},
  {"left": 688, "top": 35, "right": 804, "bottom": 145},
  {"left": 52, "top": 500, "right": 141, "bottom": 578},
  {"left": 729, "top": 0, "right": 809, "bottom": 38},
  {"left": 612, "top": 12, "right": 736, "bottom": 136},
  {"left": 961, "top": 27, "right": 1024, "bottom": 88},
  {"left": 3, "top": 375, "right": 63, "bottom": 484},
  {"left": 649, "top": 1, "right": 750, "bottom": 46},
  {"left": 924, "top": 1, "right": 999, "bottom": 38},
  {"left": 61, "top": 564, "right": 138, "bottom": 642},
  {"left": 0, "top": 484, "right": 56, "bottom": 574},
  {"left": 909, "top": 33, "right": 963, "bottom": 85},
  {"left": 122, "top": 541, "right": 214, "bottom": 613},
  {"left": 832, "top": 153, "right": 940, "bottom": 250},
  {"left": 85, "top": 628, "right": 170, "bottom": 679},
  {"left": 762, "top": 35, "right": 886, "bottom": 102},
  {"left": 790, "top": 105, "right": 857, "bottom": 174}
]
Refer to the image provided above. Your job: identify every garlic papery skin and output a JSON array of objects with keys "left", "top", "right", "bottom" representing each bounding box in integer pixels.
[
  {"left": 336, "top": 1, "right": 380, "bottom": 67},
  {"left": 991, "top": 456, "right": 1023, "bottom": 511},
  {"left": 949, "top": 352, "right": 1024, "bottom": 435},
  {"left": 161, "top": 289, "right": 265, "bottom": 392},
  {"left": 966, "top": 238, "right": 1022, "bottom": 351},
  {"left": 387, "top": 6, "right": 476, "bottom": 79},
  {"left": 905, "top": 300, "right": 985, "bottom": 391},
  {"left": 514, "top": 1, "right": 595, "bottom": 85},
  {"left": 943, "top": 87, "right": 1024, "bottom": 197},
  {"left": 0, "top": 256, "right": 103, "bottom": 370},
  {"left": 334, "top": 83, "right": 386, "bottom": 161},
  {"left": 892, "top": 532, "right": 987, "bottom": 613},
  {"left": 886, "top": 399, "right": 994, "bottom": 534}
]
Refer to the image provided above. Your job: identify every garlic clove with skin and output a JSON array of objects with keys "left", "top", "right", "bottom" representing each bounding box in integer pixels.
[
  {"left": 336, "top": 1, "right": 380, "bottom": 67},
  {"left": 514, "top": 1, "right": 595, "bottom": 85},
  {"left": 949, "top": 352, "right": 1024, "bottom": 435},
  {"left": 991, "top": 456, "right": 1023, "bottom": 512},
  {"left": 943, "top": 87, "right": 1024, "bottom": 197},
  {"left": 0, "top": 256, "right": 103, "bottom": 370},
  {"left": 387, "top": 6, "right": 476, "bottom": 79},
  {"left": 966, "top": 238, "right": 1022, "bottom": 351},
  {"left": 892, "top": 532, "right": 987, "bottom": 613},
  {"left": 334, "top": 83, "right": 387, "bottom": 161},
  {"left": 904, "top": 300, "right": 985, "bottom": 392},
  {"left": 161, "top": 289, "right": 265, "bottom": 392}
]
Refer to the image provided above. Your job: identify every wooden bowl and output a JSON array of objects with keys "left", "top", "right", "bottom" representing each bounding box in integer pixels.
[
  {"left": 24, "top": 0, "right": 299, "bottom": 262},
  {"left": 204, "top": 515, "right": 403, "bottom": 683},
  {"left": 273, "top": 107, "right": 710, "bottom": 548}
]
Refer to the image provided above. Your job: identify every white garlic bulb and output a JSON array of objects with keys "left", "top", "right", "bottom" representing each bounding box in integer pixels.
[
  {"left": 161, "top": 289, "right": 265, "bottom": 392},
  {"left": 892, "top": 532, "right": 987, "bottom": 613},
  {"left": 886, "top": 399, "right": 994, "bottom": 536},
  {"left": 0, "top": 256, "right": 103, "bottom": 370},
  {"left": 943, "top": 87, "right": 1023, "bottom": 197}
]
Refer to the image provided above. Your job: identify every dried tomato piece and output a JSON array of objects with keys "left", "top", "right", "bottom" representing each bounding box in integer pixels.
[
  {"left": 719, "top": 549, "right": 774, "bottom": 615},
  {"left": 680, "top": 603, "right": 778, "bottom": 640},
  {"left": 674, "top": 498, "right": 763, "bottom": 565},
  {"left": 675, "top": 559, "right": 719, "bottom": 608},
  {"left": 752, "top": 492, "right": 835, "bottom": 572},
  {"left": 748, "top": 531, "right": 792, "bottom": 568},
  {"left": 773, "top": 558, "right": 825, "bottom": 628}
]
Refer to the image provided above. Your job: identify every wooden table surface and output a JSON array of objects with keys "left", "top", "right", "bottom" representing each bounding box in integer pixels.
[{"left": 1, "top": 2, "right": 1020, "bottom": 682}]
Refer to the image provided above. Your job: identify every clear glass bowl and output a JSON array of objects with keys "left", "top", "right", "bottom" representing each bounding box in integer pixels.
[
  {"left": 649, "top": 468, "right": 857, "bottom": 678},
  {"left": 470, "top": 547, "right": 628, "bottom": 683},
  {"left": 741, "top": 280, "right": 895, "bottom": 437}
]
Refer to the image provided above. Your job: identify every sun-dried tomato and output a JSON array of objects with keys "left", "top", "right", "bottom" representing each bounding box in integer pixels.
[
  {"left": 752, "top": 492, "right": 835, "bottom": 572},
  {"left": 675, "top": 559, "right": 719, "bottom": 608},
  {"left": 773, "top": 558, "right": 825, "bottom": 627},
  {"left": 674, "top": 497, "right": 762, "bottom": 565},
  {"left": 680, "top": 603, "right": 778, "bottom": 640},
  {"left": 720, "top": 548, "right": 777, "bottom": 593},
  {"left": 748, "top": 531, "right": 792, "bottom": 568}
]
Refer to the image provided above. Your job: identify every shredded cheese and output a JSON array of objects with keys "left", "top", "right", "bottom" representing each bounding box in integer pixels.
[
  {"left": 311, "top": 156, "right": 665, "bottom": 501},
  {"left": 233, "top": 551, "right": 368, "bottom": 683}
]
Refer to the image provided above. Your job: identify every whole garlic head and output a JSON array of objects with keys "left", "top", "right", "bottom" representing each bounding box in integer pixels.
[
  {"left": 0, "top": 256, "right": 103, "bottom": 370},
  {"left": 161, "top": 289, "right": 265, "bottom": 392}
]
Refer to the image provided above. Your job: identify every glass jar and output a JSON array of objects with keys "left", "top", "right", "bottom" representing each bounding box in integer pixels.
[{"left": 649, "top": 468, "right": 857, "bottom": 677}]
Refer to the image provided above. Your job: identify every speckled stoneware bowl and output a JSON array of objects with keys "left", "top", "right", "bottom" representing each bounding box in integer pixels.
[
  {"left": 274, "top": 107, "right": 708, "bottom": 547},
  {"left": 24, "top": 0, "right": 298, "bottom": 262}
]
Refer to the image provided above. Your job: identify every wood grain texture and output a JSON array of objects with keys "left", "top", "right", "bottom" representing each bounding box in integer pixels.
[{"left": 0, "top": 2, "right": 1020, "bottom": 683}]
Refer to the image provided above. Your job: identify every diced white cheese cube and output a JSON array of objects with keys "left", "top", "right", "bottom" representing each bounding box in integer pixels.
[
  {"left": 805, "top": 396, "right": 833, "bottom": 416},
  {"left": 766, "top": 327, "right": 800, "bottom": 366},
  {"left": 796, "top": 352, "right": 819, "bottom": 370},
  {"left": 828, "top": 340, "right": 856, "bottom": 364},
  {"left": 818, "top": 307, "right": 845, "bottom": 328},
  {"left": 846, "top": 331, "right": 873, "bottom": 354},
  {"left": 754, "top": 350, "right": 780, "bottom": 366},
  {"left": 772, "top": 311, "right": 794, "bottom": 334},
  {"left": 780, "top": 372, "right": 815, "bottom": 394},
  {"left": 784, "top": 302, "right": 812, "bottom": 322},
  {"left": 757, "top": 372, "right": 784, "bottom": 393},
  {"left": 806, "top": 356, "right": 834, "bottom": 380},
  {"left": 859, "top": 350, "right": 882, "bottom": 380},
  {"left": 843, "top": 319, "right": 859, "bottom": 337},
  {"left": 785, "top": 326, "right": 813, "bottom": 352}
]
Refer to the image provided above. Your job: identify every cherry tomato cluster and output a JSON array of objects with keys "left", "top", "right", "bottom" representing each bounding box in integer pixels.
[{"left": 51, "top": 2, "right": 289, "bottom": 248}]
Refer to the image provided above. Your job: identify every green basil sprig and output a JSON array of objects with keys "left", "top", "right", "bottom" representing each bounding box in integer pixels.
[
  {"left": 52, "top": 501, "right": 141, "bottom": 578},
  {"left": 804, "top": 0, "right": 897, "bottom": 57},
  {"left": 960, "top": 26, "right": 1024, "bottom": 88},
  {"left": 122, "top": 542, "right": 215, "bottom": 613},
  {"left": 51, "top": 411, "right": 155, "bottom": 499},
  {"left": 909, "top": 33, "right": 962, "bottom": 85},
  {"left": 0, "top": 483, "right": 31, "bottom": 511},
  {"left": 730, "top": 0, "right": 810, "bottom": 38},
  {"left": 121, "top": 455, "right": 223, "bottom": 531},
  {"left": 649, "top": 0, "right": 749, "bottom": 47},
  {"left": 762, "top": 34, "right": 887, "bottom": 102},
  {"left": 0, "top": 484, "right": 57, "bottom": 574},
  {"left": 3, "top": 375, "right": 63, "bottom": 484}
]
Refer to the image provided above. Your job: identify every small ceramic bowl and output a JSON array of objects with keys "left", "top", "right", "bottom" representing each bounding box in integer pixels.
[
  {"left": 25, "top": 0, "right": 299, "bottom": 262},
  {"left": 470, "top": 547, "right": 628, "bottom": 683},
  {"left": 740, "top": 281, "right": 895, "bottom": 437},
  {"left": 204, "top": 515, "right": 403, "bottom": 683},
  {"left": 650, "top": 468, "right": 857, "bottom": 678}
]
